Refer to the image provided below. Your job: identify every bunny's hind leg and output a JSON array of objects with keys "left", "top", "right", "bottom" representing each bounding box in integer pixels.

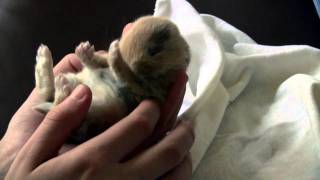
[
  {"left": 35, "top": 44, "right": 55, "bottom": 101},
  {"left": 53, "top": 73, "right": 80, "bottom": 105}
]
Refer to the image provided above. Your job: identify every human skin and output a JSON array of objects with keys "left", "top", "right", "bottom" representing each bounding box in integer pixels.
[{"left": 0, "top": 24, "right": 194, "bottom": 180}]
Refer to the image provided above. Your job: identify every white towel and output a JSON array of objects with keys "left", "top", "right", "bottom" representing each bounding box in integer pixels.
[{"left": 154, "top": 0, "right": 320, "bottom": 179}]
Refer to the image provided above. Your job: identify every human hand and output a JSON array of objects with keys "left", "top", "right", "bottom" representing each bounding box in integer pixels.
[
  {"left": 0, "top": 55, "right": 193, "bottom": 180},
  {"left": 0, "top": 54, "right": 83, "bottom": 178},
  {"left": 4, "top": 92, "right": 193, "bottom": 179},
  {"left": 1, "top": 23, "right": 194, "bottom": 179},
  {"left": 2, "top": 62, "right": 192, "bottom": 180}
]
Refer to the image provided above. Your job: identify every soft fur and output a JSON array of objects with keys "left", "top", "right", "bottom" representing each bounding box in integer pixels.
[{"left": 34, "top": 16, "right": 190, "bottom": 143}]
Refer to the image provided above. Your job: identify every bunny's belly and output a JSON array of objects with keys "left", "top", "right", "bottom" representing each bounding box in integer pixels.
[{"left": 70, "top": 68, "right": 127, "bottom": 143}]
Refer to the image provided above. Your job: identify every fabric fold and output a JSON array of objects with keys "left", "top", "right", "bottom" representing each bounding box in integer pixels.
[
  {"left": 154, "top": 0, "right": 229, "bottom": 171},
  {"left": 154, "top": 0, "right": 320, "bottom": 179}
]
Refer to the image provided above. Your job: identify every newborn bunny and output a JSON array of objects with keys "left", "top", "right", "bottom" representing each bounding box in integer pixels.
[{"left": 34, "top": 16, "right": 190, "bottom": 143}]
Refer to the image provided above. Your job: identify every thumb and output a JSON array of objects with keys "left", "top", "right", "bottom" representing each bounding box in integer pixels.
[{"left": 18, "top": 85, "right": 91, "bottom": 170}]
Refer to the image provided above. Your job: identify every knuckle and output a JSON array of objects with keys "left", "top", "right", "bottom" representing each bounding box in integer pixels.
[
  {"left": 134, "top": 115, "right": 155, "bottom": 136},
  {"left": 180, "top": 122, "right": 195, "bottom": 145},
  {"left": 64, "top": 53, "right": 78, "bottom": 60},
  {"left": 162, "top": 144, "right": 185, "bottom": 165},
  {"left": 45, "top": 108, "right": 64, "bottom": 123},
  {"left": 131, "top": 172, "right": 148, "bottom": 180},
  {"left": 78, "top": 155, "right": 101, "bottom": 175},
  {"left": 135, "top": 175, "right": 149, "bottom": 180},
  {"left": 144, "top": 100, "right": 160, "bottom": 115},
  {"left": 186, "top": 156, "right": 193, "bottom": 174}
]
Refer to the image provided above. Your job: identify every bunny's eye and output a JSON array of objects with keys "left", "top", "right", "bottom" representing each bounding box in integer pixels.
[
  {"left": 152, "top": 26, "right": 170, "bottom": 44},
  {"left": 148, "top": 44, "right": 164, "bottom": 56},
  {"left": 148, "top": 26, "right": 171, "bottom": 57}
]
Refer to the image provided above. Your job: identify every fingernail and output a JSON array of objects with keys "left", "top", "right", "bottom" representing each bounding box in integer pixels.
[
  {"left": 166, "top": 131, "right": 171, "bottom": 136},
  {"left": 177, "top": 70, "right": 188, "bottom": 83},
  {"left": 71, "top": 85, "right": 88, "bottom": 100},
  {"left": 185, "top": 74, "right": 189, "bottom": 83}
]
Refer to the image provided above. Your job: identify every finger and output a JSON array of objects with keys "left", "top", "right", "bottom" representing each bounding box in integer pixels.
[
  {"left": 6, "top": 55, "right": 85, "bottom": 149},
  {"left": 156, "top": 71, "right": 188, "bottom": 137},
  {"left": 53, "top": 54, "right": 83, "bottom": 75},
  {"left": 17, "top": 53, "right": 81, "bottom": 119},
  {"left": 74, "top": 100, "right": 160, "bottom": 163},
  {"left": 58, "top": 144, "right": 77, "bottom": 155},
  {"left": 123, "top": 71, "right": 188, "bottom": 158},
  {"left": 17, "top": 85, "right": 91, "bottom": 169},
  {"left": 160, "top": 154, "right": 192, "bottom": 180},
  {"left": 128, "top": 120, "right": 195, "bottom": 179},
  {"left": 12, "top": 54, "right": 82, "bottom": 115}
]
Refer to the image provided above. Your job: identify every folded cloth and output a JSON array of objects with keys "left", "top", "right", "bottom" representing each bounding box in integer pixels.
[
  {"left": 154, "top": 0, "right": 320, "bottom": 179},
  {"left": 314, "top": 0, "right": 320, "bottom": 17}
]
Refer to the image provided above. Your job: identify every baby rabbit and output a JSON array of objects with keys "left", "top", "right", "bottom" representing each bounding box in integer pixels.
[{"left": 34, "top": 16, "right": 190, "bottom": 143}]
